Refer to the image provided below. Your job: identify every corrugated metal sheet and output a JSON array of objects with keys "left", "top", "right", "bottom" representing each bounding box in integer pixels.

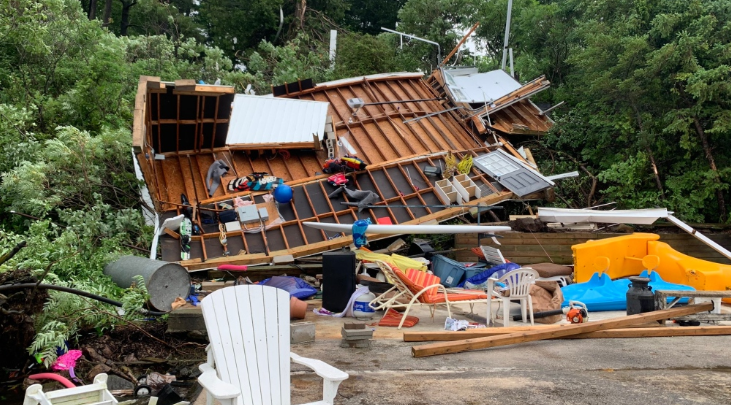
[
  {"left": 226, "top": 94, "right": 330, "bottom": 146},
  {"left": 443, "top": 68, "right": 521, "bottom": 104}
]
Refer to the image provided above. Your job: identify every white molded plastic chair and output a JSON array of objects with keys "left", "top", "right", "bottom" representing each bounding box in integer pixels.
[
  {"left": 199, "top": 285, "right": 349, "bottom": 405},
  {"left": 23, "top": 373, "right": 118, "bottom": 405},
  {"left": 486, "top": 268, "right": 538, "bottom": 327}
]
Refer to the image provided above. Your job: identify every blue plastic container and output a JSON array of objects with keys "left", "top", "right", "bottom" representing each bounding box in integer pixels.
[{"left": 431, "top": 255, "right": 467, "bottom": 288}]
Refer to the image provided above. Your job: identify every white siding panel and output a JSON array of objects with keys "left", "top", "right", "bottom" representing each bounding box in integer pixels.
[{"left": 226, "top": 94, "right": 329, "bottom": 146}]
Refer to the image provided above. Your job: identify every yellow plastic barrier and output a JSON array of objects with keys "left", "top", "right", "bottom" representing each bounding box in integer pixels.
[
  {"left": 572, "top": 233, "right": 659, "bottom": 283},
  {"left": 649, "top": 241, "right": 731, "bottom": 302},
  {"left": 572, "top": 234, "right": 731, "bottom": 303}
]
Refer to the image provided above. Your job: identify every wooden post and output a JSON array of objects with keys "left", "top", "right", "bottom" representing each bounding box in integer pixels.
[
  {"left": 440, "top": 22, "right": 480, "bottom": 68},
  {"left": 411, "top": 303, "right": 714, "bottom": 357}
]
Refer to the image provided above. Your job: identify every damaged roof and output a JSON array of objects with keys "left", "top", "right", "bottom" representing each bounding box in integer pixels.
[
  {"left": 442, "top": 68, "right": 521, "bottom": 104},
  {"left": 131, "top": 71, "right": 555, "bottom": 269},
  {"left": 428, "top": 68, "right": 554, "bottom": 136}
]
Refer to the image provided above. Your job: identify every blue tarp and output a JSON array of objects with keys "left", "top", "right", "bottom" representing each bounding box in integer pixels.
[
  {"left": 259, "top": 276, "right": 318, "bottom": 300},
  {"left": 457, "top": 262, "right": 521, "bottom": 289}
]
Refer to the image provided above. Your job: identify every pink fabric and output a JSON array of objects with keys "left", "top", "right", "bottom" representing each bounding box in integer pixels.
[
  {"left": 51, "top": 350, "right": 82, "bottom": 371},
  {"left": 218, "top": 264, "right": 248, "bottom": 271}
]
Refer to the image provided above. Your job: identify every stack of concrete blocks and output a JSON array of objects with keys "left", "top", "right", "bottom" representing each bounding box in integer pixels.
[{"left": 340, "top": 323, "right": 374, "bottom": 348}]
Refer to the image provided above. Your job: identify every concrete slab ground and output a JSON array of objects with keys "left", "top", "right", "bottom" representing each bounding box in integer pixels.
[{"left": 192, "top": 300, "right": 731, "bottom": 404}]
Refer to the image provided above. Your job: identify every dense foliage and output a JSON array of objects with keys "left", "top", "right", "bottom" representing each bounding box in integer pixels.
[{"left": 0, "top": 0, "right": 729, "bottom": 367}]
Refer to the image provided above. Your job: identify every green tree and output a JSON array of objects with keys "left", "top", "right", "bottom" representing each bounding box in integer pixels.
[
  {"left": 334, "top": 33, "right": 398, "bottom": 77},
  {"left": 541, "top": 0, "right": 731, "bottom": 222},
  {"left": 397, "top": 0, "right": 476, "bottom": 70},
  {"left": 342, "top": 0, "right": 406, "bottom": 35},
  {"left": 197, "top": 0, "right": 283, "bottom": 62}
]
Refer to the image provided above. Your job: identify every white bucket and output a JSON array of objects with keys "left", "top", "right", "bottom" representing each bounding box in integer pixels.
[{"left": 353, "top": 291, "right": 376, "bottom": 319}]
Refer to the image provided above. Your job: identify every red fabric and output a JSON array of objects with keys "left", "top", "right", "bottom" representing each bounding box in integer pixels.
[
  {"left": 378, "top": 308, "right": 419, "bottom": 327},
  {"left": 377, "top": 217, "right": 393, "bottom": 225}
]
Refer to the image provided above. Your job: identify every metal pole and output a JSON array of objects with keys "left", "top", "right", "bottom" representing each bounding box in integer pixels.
[
  {"left": 666, "top": 215, "right": 731, "bottom": 261},
  {"left": 402, "top": 107, "right": 463, "bottom": 124},
  {"left": 381, "top": 27, "right": 441, "bottom": 64},
  {"left": 340, "top": 202, "right": 503, "bottom": 210},
  {"left": 501, "top": 0, "right": 513, "bottom": 70}
]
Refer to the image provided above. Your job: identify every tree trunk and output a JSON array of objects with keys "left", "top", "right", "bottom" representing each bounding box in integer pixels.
[
  {"left": 119, "top": 0, "right": 137, "bottom": 36},
  {"left": 693, "top": 116, "right": 727, "bottom": 221},
  {"left": 644, "top": 146, "right": 666, "bottom": 200},
  {"left": 102, "top": 0, "right": 113, "bottom": 27},
  {"left": 632, "top": 106, "right": 666, "bottom": 199},
  {"left": 88, "top": 0, "right": 97, "bottom": 20}
]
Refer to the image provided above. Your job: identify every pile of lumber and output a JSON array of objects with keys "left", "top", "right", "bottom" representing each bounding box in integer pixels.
[{"left": 408, "top": 303, "right": 723, "bottom": 357}]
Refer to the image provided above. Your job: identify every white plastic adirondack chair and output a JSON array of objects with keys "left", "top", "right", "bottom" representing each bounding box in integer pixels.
[
  {"left": 23, "top": 373, "right": 117, "bottom": 405},
  {"left": 198, "top": 285, "right": 349, "bottom": 405}
]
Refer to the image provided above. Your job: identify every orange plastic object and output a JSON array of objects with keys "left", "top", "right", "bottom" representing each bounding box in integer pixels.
[{"left": 572, "top": 233, "right": 659, "bottom": 283}]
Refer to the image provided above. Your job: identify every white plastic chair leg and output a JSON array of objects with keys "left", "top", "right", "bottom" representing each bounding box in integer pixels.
[
  {"left": 502, "top": 298, "right": 510, "bottom": 327},
  {"left": 323, "top": 379, "right": 344, "bottom": 405},
  {"left": 520, "top": 297, "right": 528, "bottom": 325},
  {"left": 527, "top": 296, "right": 535, "bottom": 326}
]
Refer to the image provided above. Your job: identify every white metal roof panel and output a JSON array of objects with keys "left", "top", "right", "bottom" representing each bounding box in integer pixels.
[
  {"left": 443, "top": 69, "right": 522, "bottom": 104},
  {"left": 316, "top": 72, "right": 424, "bottom": 88},
  {"left": 226, "top": 94, "right": 330, "bottom": 145}
]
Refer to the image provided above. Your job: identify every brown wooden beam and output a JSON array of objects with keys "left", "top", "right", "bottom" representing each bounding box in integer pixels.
[
  {"left": 403, "top": 326, "right": 731, "bottom": 341},
  {"left": 411, "top": 303, "right": 714, "bottom": 357}
]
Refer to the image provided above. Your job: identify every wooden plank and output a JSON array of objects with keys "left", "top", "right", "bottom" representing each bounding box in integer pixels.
[
  {"left": 411, "top": 303, "right": 713, "bottom": 357},
  {"left": 404, "top": 326, "right": 731, "bottom": 342}
]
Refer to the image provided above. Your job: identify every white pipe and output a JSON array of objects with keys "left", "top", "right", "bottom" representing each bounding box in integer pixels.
[
  {"left": 666, "top": 215, "right": 731, "bottom": 261},
  {"left": 509, "top": 48, "right": 515, "bottom": 77},
  {"left": 329, "top": 29, "right": 337, "bottom": 64},
  {"left": 149, "top": 212, "right": 160, "bottom": 260},
  {"left": 501, "top": 0, "right": 513, "bottom": 70}
]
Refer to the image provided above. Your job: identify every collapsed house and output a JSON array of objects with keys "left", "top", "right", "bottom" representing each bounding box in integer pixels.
[{"left": 132, "top": 68, "right": 556, "bottom": 270}]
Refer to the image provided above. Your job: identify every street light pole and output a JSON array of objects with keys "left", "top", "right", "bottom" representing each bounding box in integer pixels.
[{"left": 381, "top": 27, "right": 442, "bottom": 65}]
